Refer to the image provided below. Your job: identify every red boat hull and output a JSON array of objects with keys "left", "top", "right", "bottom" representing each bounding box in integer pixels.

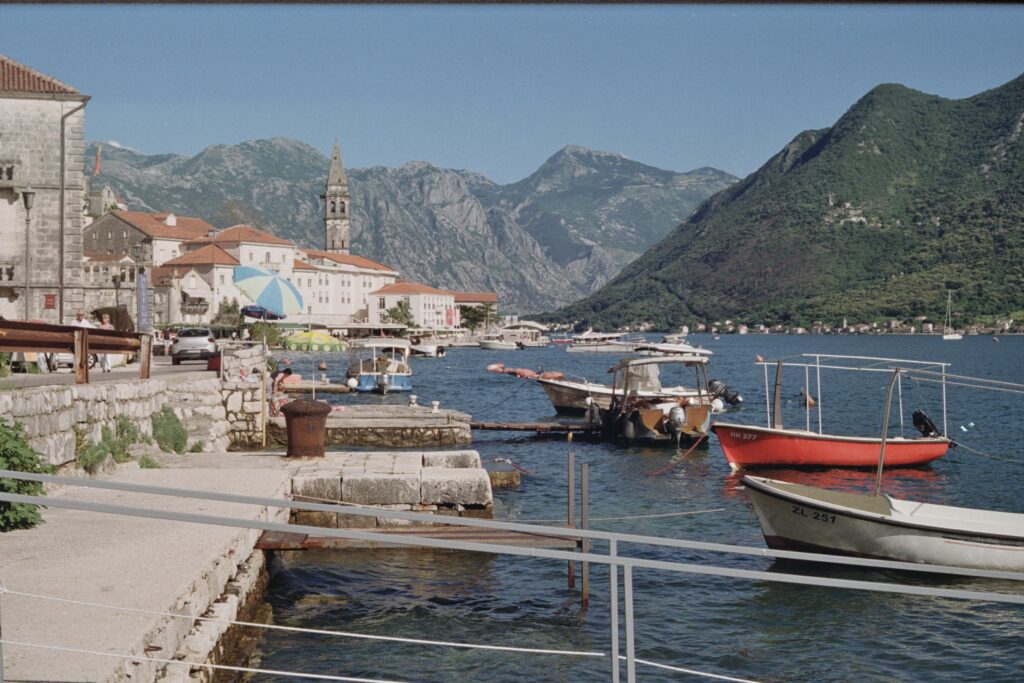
[{"left": 710, "top": 422, "right": 949, "bottom": 470}]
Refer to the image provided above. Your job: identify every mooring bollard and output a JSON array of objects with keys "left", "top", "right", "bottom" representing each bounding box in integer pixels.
[{"left": 431, "top": 400, "right": 439, "bottom": 414}]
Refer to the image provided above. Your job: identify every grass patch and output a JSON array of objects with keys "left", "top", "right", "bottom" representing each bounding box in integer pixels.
[
  {"left": 151, "top": 407, "right": 187, "bottom": 454},
  {"left": 138, "top": 455, "right": 163, "bottom": 469},
  {"left": 188, "top": 441, "right": 205, "bottom": 453}
]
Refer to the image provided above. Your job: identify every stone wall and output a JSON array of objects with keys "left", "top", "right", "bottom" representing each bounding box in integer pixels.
[
  {"left": 220, "top": 345, "right": 269, "bottom": 449},
  {"left": 0, "top": 371, "right": 229, "bottom": 468}
]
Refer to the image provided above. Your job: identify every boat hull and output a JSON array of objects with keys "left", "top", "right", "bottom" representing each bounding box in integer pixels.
[
  {"left": 743, "top": 476, "right": 1024, "bottom": 571},
  {"left": 479, "top": 340, "right": 518, "bottom": 350},
  {"left": 353, "top": 372, "right": 412, "bottom": 393},
  {"left": 537, "top": 377, "right": 704, "bottom": 415},
  {"left": 711, "top": 422, "right": 948, "bottom": 470}
]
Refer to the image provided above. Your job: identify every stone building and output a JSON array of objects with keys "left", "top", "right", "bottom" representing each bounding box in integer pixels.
[
  {"left": 0, "top": 54, "right": 89, "bottom": 323},
  {"left": 323, "top": 142, "right": 351, "bottom": 254},
  {"left": 368, "top": 281, "right": 460, "bottom": 330}
]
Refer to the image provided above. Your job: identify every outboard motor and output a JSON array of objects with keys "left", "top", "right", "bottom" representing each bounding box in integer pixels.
[
  {"left": 708, "top": 379, "right": 743, "bottom": 406},
  {"left": 667, "top": 406, "right": 686, "bottom": 443},
  {"left": 912, "top": 410, "right": 939, "bottom": 437}
]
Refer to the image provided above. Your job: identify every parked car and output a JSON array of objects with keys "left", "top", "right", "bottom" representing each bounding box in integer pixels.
[{"left": 171, "top": 327, "right": 218, "bottom": 365}]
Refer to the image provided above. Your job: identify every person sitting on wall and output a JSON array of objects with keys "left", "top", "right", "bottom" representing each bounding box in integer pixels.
[{"left": 269, "top": 367, "right": 293, "bottom": 416}]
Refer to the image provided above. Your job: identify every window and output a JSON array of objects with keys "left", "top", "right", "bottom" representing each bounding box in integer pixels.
[
  {"left": 330, "top": 201, "right": 336, "bottom": 213},
  {"left": 265, "top": 251, "right": 271, "bottom": 262},
  {"left": 248, "top": 252, "right": 254, "bottom": 262},
  {"left": 122, "top": 229, "right": 127, "bottom": 238},
  {"left": 281, "top": 253, "right": 286, "bottom": 263},
  {"left": 219, "top": 274, "right": 225, "bottom": 285},
  {"left": 378, "top": 297, "right": 386, "bottom": 309},
  {"left": 307, "top": 278, "right": 312, "bottom": 288},
  {"left": 339, "top": 201, "right": 345, "bottom": 215}
]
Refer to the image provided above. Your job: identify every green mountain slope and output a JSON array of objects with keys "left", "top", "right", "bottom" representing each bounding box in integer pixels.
[{"left": 549, "top": 75, "right": 1024, "bottom": 329}]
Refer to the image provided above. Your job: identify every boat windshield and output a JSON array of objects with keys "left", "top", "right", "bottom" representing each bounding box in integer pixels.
[{"left": 624, "top": 362, "right": 662, "bottom": 393}]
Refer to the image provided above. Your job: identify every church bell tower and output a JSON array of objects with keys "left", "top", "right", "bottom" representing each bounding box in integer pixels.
[{"left": 323, "top": 141, "right": 350, "bottom": 254}]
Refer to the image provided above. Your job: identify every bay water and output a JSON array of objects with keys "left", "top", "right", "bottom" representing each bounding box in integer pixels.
[{"left": 252, "top": 334, "right": 1024, "bottom": 682}]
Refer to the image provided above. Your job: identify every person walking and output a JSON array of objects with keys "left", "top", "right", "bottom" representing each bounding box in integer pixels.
[{"left": 99, "top": 313, "right": 114, "bottom": 372}]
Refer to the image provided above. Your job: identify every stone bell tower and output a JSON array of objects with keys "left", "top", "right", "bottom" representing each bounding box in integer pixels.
[{"left": 323, "top": 141, "right": 350, "bottom": 254}]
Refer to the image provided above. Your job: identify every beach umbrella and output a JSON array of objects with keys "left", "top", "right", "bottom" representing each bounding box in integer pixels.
[
  {"left": 285, "top": 331, "right": 347, "bottom": 352},
  {"left": 233, "top": 266, "right": 304, "bottom": 317},
  {"left": 241, "top": 305, "right": 285, "bottom": 321}
]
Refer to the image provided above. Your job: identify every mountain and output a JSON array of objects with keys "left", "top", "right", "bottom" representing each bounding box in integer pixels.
[
  {"left": 86, "top": 140, "right": 735, "bottom": 313},
  {"left": 548, "top": 75, "right": 1024, "bottom": 329}
]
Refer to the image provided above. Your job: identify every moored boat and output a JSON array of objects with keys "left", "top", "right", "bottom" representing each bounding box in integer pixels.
[
  {"left": 346, "top": 338, "right": 413, "bottom": 393},
  {"left": 713, "top": 354, "right": 952, "bottom": 470},
  {"left": 712, "top": 422, "right": 948, "bottom": 470},
  {"left": 741, "top": 475, "right": 1024, "bottom": 571},
  {"left": 479, "top": 334, "right": 520, "bottom": 351},
  {"left": 567, "top": 329, "right": 644, "bottom": 353}
]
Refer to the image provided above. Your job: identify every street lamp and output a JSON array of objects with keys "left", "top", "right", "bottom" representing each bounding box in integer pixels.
[
  {"left": 112, "top": 271, "right": 124, "bottom": 308},
  {"left": 21, "top": 186, "right": 35, "bottom": 320}
]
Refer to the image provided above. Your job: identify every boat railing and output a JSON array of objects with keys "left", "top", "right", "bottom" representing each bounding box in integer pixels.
[{"left": 3, "top": 468, "right": 1024, "bottom": 683}]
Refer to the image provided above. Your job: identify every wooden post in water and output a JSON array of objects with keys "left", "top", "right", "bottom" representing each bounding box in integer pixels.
[
  {"left": 567, "top": 435, "right": 575, "bottom": 590},
  {"left": 581, "top": 461, "right": 590, "bottom": 610}
]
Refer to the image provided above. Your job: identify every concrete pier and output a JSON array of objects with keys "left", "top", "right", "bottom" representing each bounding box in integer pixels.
[{"left": 268, "top": 404, "right": 472, "bottom": 447}]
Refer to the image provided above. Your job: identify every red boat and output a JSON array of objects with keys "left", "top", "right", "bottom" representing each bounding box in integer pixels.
[{"left": 710, "top": 422, "right": 949, "bottom": 470}]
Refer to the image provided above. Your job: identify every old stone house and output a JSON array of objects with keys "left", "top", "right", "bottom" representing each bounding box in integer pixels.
[{"left": 0, "top": 54, "right": 89, "bottom": 323}]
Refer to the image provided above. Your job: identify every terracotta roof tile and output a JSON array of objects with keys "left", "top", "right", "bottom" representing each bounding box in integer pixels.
[
  {"left": 111, "top": 211, "right": 215, "bottom": 241},
  {"left": 186, "top": 224, "right": 293, "bottom": 247},
  {"left": 449, "top": 291, "right": 498, "bottom": 304},
  {"left": 0, "top": 54, "right": 79, "bottom": 94},
  {"left": 161, "top": 244, "right": 239, "bottom": 267},
  {"left": 302, "top": 249, "right": 396, "bottom": 272},
  {"left": 370, "top": 281, "right": 451, "bottom": 296},
  {"left": 293, "top": 260, "right": 319, "bottom": 271}
]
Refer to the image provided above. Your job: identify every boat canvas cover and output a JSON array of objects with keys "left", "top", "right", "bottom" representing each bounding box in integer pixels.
[{"left": 624, "top": 362, "right": 662, "bottom": 393}]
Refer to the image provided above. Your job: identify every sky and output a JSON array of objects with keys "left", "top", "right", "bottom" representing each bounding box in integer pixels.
[{"left": 3, "top": 5, "right": 1024, "bottom": 184}]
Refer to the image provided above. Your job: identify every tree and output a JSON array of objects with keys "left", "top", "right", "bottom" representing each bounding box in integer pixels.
[
  {"left": 460, "top": 303, "right": 496, "bottom": 331},
  {"left": 213, "top": 297, "right": 242, "bottom": 327},
  {"left": 384, "top": 299, "right": 414, "bottom": 328}
]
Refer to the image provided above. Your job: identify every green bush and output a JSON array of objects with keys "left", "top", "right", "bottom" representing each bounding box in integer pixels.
[
  {"left": 138, "top": 455, "right": 163, "bottom": 469},
  {"left": 151, "top": 407, "right": 188, "bottom": 454},
  {"left": 188, "top": 441, "right": 205, "bottom": 453},
  {"left": 0, "top": 422, "right": 52, "bottom": 531}
]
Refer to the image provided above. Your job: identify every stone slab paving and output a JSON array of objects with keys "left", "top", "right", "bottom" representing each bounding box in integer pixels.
[{"left": 0, "top": 454, "right": 293, "bottom": 683}]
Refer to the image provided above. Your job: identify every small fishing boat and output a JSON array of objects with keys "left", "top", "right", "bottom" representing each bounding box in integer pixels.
[
  {"left": 742, "top": 368, "right": 1024, "bottom": 571},
  {"left": 712, "top": 354, "right": 951, "bottom": 471},
  {"left": 567, "top": 330, "right": 644, "bottom": 353},
  {"left": 501, "top": 321, "right": 551, "bottom": 347},
  {"left": 537, "top": 343, "right": 741, "bottom": 414},
  {"left": 345, "top": 338, "right": 413, "bottom": 393},
  {"left": 589, "top": 350, "right": 721, "bottom": 446}
]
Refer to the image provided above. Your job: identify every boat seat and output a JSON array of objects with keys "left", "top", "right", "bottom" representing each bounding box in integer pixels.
[
  {"left": 683, "top": 405, "right": 711, "bottom": 434},
  {"left": 639, "top": 409, "right": 664, "bottom": 432}
]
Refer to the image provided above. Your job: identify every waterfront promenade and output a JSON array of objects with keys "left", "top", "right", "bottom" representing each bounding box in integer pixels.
[{"left": 0, "top": 453, "right": 292, "bottom": 682}]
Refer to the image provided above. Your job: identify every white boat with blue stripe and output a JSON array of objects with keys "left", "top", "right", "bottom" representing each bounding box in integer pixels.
[{"left": 346, "top": 338, "right": 413, "bottom": 394}]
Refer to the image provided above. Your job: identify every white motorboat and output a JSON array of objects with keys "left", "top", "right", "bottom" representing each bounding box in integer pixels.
[
  {"left": 567, "top": 330, "right": 644, "bottom": 353},
  {"left": 346, "top": 338, "right": 413, "bottom": 393},
  {"left": 742, "top": 475, "right": 1024, "bottom": 571},
  {"left": 479, "top": 334, "right": 519, "bottom": 351},
  {"left": 742, "top": 367, "right": 1024, "bottom": 571}
]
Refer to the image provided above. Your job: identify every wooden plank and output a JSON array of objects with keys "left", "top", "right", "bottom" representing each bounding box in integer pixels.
[
  {"left": 255, "top": 526, "right": 576, "bottom": 551},
  {"left": 74, "top": 329, "right": 88, "bottom": 385},
  {"left": 471, "top": 421, "right": 596, "bottom": 433},
  {"left": 139, "top": 334, "right": 152, "bottom": 379}
]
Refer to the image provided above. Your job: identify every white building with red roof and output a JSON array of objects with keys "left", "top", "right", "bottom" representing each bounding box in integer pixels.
[
  {"left": 0, "top": 54, "right": 90, "bottom": 323},
  {"left": 367, "top": 281, "right": 460, "bottom": 330}
]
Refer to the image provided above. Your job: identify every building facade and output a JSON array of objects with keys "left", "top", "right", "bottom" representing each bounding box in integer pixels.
[
  {"left": 368, "top": 281, "right": 460, "bottom": 330},
  {"left": 0, "top": 54, "right": 89, "bottom": 323}
]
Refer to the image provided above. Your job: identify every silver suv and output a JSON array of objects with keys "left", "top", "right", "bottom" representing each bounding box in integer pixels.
[{"left": 171, "top": 328, "right": 217, "bottom": 365}]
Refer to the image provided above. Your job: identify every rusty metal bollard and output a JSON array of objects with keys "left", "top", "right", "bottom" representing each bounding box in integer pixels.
[{"left": 280, "top": 398, "right": 332, "bottom": 457}]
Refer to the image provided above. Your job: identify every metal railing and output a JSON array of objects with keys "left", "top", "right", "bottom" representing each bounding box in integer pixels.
[
  {"left": 1, "top": 469, "right": 1023, "bottom": 682},
  {"left": 0, "top": 319, "right": 151, "bottom": 383}
]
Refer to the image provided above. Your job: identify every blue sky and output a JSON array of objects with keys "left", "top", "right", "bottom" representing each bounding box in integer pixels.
[{"left": 4, "top": 5, "right": 1024, "bottom": 183}]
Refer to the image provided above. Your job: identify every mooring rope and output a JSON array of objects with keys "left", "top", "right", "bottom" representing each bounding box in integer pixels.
[
  {"left": 647, "top": 433, "right": 709, "bottom": 477},
  {"left": 950, "top": 440, "right": 1024, "bottom": 465},
  {"left": 0, "top": 638, "right": 403, "bottom": 682},
  {"left": 0, "top": 588, "right": 604, "bottom": 658}
]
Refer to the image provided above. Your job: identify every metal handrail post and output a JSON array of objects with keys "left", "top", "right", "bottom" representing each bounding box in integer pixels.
[
  {"left": 581, "top": 462, "right": 590, "bottom": 610},
  {"left": 567, "top": 448, "right": 576, "bottom": 590},
  {"left": 624, "top": 565, "right": 636, "bottom": 683},
  {"left": 609, "top": 539, "right": 619, "bottom": 683},
  {"left": 874, "top": 369, "right": 901, "bottom": 496}
]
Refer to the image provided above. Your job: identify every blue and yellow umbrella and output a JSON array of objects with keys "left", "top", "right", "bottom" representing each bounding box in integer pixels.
[{"left": 233, "top": 266, "right": 304, "bottom": 317}]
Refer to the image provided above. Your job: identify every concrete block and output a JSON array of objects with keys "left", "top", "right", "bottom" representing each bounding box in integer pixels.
[
  {"left": 423, "top": 450, "right": 481, "bottom": 468},
  {"left": 342, "top": 472, "right": 421, "bottom": 505},
  {"left": 421, "top": 468, "right": 492, "bottom": 506},
  {"left": 291, "top": 474, "right": 342, "bottom": 502}
]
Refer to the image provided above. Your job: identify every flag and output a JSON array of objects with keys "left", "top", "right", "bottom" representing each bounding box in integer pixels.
[{"left": 93, "top": 144, "right": 102, "bottom": 176}]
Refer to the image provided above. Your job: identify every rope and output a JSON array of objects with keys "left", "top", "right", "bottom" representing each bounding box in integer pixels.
[
  {"left": 493, "top": 457, "right": 534, "bottom": 474},
  {"left": 517, "top": 508, "right": 726, "bottom": 524},
  {"left": 0, "top": 589, "right": 604, "bottom": 658},
  {"left": 646, "top": 433, "right": 709, "bottom": 477},
  {"left": 0, "top": 638, "right": 403, "bottom": 682},
  {"left": 474, "top": 375, "right": 533, "bottom": 414},
  {"left": 632, "top": 656, "right": 762, "bottom": 682},
  {"left": 950, "top": 440, "right": 1024, "bottom": 465}
]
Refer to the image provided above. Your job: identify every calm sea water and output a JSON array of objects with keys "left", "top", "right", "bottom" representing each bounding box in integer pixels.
[{"left": 252, "top": 335, "right": 1024, "bottom": 682}]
